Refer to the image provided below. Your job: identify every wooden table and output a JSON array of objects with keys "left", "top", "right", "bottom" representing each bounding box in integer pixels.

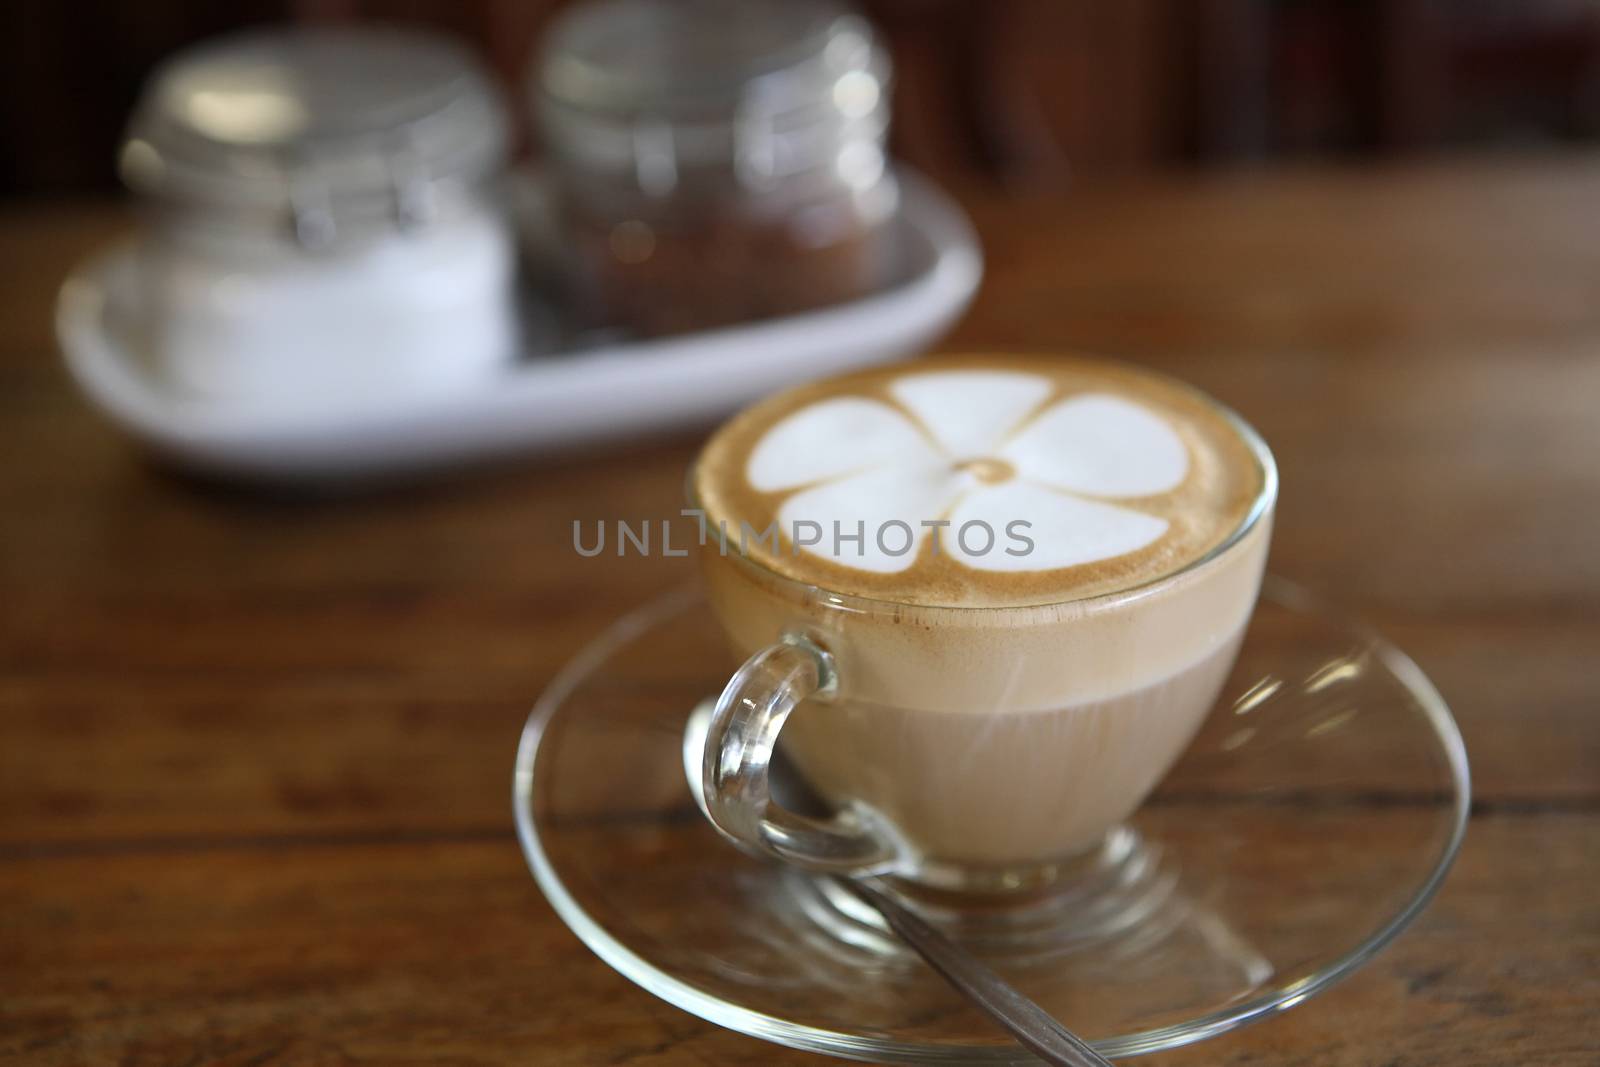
[{"left": 3, "top": 159, "right": 1597, "bottom": 1065}]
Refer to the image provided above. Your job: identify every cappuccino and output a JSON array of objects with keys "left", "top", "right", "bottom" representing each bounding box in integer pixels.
[{"left": 694, "top": 355, "right": 1274, "bottom": 870}]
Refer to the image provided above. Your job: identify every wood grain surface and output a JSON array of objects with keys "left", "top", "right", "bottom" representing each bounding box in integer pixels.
[{"left": 3, "top": 158, "right": 1598, "bottom": 1065}]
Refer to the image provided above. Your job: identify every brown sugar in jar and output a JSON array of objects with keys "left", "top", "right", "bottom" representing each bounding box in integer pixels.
[{"left": 533, "top": 0, "right": 898, "bottom": 336}]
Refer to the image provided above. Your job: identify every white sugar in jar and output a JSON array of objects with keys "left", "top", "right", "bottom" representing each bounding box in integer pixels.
[{"left": 119, "top": 28, "right": 518, "bottom": 411}]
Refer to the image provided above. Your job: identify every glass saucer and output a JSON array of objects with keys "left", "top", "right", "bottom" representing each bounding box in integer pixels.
[{"left": 513, "top": 579, "right": 1469, "bottom": 1062}]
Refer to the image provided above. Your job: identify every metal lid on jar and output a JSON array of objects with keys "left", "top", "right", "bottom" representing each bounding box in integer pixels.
[
  {"left": 535, "top": 0, "right": 890, "bottom": 193},
  {"left": 120, "top": 27, "right": 508, "bottom": 245}
]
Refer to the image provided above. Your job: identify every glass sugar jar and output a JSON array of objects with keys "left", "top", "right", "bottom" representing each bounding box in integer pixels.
[
  {"left": 533, "top": 0, "right": 898, "bottom": 336},
  {"left": 119, "top": 27, "right": 518, "bottom": 410}
]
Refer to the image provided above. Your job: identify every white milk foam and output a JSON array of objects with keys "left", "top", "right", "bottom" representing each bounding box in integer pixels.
[
  {"left": 745, "top": 370, "right": 1189, "bottom": 575},
  {"left": 698, "top": 355, "right": 1267, "bottom": 610}
]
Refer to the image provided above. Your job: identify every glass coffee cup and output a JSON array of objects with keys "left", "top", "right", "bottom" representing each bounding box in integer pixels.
[{"left": 688, "top": 356, "right": 1277, "bottom": 896}]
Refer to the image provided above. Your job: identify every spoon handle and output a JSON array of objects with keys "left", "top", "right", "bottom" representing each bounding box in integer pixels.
[{"left": 837, "top": 878, "right": 1116, "bottom": 1067}]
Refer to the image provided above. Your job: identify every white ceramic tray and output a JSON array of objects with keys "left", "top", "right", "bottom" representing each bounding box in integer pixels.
[{"left": 57, "top": 169, "right": 981, "bottom": 483}]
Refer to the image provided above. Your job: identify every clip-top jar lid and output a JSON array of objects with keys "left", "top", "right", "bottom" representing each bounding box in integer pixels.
[
  {"left": 539, "top": 0, "right": 875, "bottom": 112},
  {"left": 535, "top": 0, "right": 889, "bottom": 180},
  {"left": 120, "top": 26, "right": 507, "bottom": 231}
]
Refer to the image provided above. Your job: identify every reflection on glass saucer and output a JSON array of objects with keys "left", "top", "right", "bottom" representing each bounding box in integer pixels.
[{"left": 513, "top": 579, "right": 1468, "bottom": 1062}]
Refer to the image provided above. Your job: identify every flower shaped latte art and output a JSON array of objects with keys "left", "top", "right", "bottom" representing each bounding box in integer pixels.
[{"left": 746, "top": 370, "right": 1191, "bottom": 574}]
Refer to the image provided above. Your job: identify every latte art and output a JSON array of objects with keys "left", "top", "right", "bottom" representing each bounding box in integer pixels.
[{"left": 695, "top": 355, "right": 1264, "bottom": 607}]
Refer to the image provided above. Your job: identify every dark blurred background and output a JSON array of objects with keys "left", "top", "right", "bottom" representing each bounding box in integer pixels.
[{"left": 6, "top": 0, "right": 1600, "bottom": 200}]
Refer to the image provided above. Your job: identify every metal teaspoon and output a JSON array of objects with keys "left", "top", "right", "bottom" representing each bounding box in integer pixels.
[{"left": 683, "top": 699, "right": 1114, "bottom": 1067}]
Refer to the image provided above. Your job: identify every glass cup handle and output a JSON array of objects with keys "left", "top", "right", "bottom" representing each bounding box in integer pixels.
[{"left": 700, "top": 635, "right": 902, "bottom": 874}]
